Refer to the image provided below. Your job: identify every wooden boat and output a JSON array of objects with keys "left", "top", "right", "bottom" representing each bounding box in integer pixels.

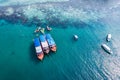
[
  {"left": 34, "top": 29, "right": 39, "bottom": 33},
  {"left": 39, "top": 35, "right": 50, "bottom": 54},
  {"left": 46, "top": 34, "right": 56, "bottom": 52},
  {"left": 34, "top": 38, "right": 44, "bottom": 60},
  {"left": 46, "top": 26, "right": 52, "bottom": 31}
]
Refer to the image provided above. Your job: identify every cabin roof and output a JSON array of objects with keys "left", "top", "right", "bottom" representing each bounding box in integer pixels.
[
  {"left": 39, "top": 35, "right": 46, "bottom": 42},
  {"left": 34, "top": 38, "right": 40, "bottom": 47}
]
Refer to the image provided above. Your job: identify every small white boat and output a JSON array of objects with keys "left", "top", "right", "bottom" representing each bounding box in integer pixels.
[
  {"left": 73, "top": 35, "right": 78, "bottom": 40},
  {"left": 106, "top": 34, "right": 112, "bottom": 42},
  {"left": 101, "top": 44, "right": 113, "bottom": 54},
  {"left": 46, "top": 26, "right": 52, "bottom": 31},
  {"left": 34, "top": 27, "right": 41, "bottom": 33}
]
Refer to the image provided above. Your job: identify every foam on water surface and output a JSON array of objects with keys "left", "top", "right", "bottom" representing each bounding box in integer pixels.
[{"left": 0, "top": 0, "right": 69, "bottom": 6}]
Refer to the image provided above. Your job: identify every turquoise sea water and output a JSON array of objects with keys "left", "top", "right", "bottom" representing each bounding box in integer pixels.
[
  {"left": 0, "top": 19, "right": 120, "bottom": 80},
  {"left": 0, "top": 0, "right": 120, "bottom": 80}
]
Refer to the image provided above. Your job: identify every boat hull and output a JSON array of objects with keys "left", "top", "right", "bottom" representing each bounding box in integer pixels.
[
  {"left": 34, "top": 38, "right": 44, "bottom": 61},
  {"left": 37, "top": 52, "right": 44, "bottom": 60},
  {"left": 73, "top": 35, "right": 78, "bottom": 40},
  {"left": 39, "top": 35, "right": 50, "bottom": 54},
  {"left": 46, "top": 34, "right": 57, "bottom": 52},
  {"left": 46, "top": 26, "right": 52, "bottom": 31},
  {"left": 106, "top": 34, "right": 112, "bottom": 42},
  {"left": 101, "top": 44, "right": 113, "bottom": 54},
  {"left": 50, "top": 45, "right": 57, "bottom": 52}
]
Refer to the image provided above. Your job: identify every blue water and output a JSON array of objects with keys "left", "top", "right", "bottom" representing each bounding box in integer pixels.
[{"left": 0, "top": 0, "right": 120, "bottom": 80}]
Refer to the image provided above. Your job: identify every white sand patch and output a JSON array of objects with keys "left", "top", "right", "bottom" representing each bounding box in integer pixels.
[
  {"left": 23, "top": 6, "right": 46, "bottom": 20},
  {"left": 20, "top": 4, "right": 105, "bottom": 23},
  {"left": 47, "top": 6, "right": 105, "bottom": 22},
  {"left": 4, "top": 7, "right": 14, "bottom": 16},
  {"left": 0, "top": 0, "right": 69, "bottom": 6}
]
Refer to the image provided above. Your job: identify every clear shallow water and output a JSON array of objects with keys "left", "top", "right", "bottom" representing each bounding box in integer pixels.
[
  {"left": 0, "top": 19, "right": 120, "bottom": 80},
  {"left": 0, "top": 0, "right": 120, "bottom": 80}
]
